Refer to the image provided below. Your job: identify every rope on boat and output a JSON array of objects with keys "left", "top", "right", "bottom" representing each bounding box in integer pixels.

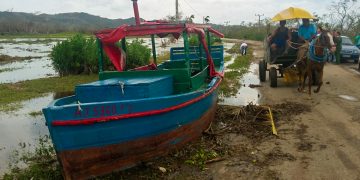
[
  {"left": 77, "top": 101, "right": 82, "bottom": 112},
  {"left": 119, "top": 81, "right": 125, "bottom": 95}
]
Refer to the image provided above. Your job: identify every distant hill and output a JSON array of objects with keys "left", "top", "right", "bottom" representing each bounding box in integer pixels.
[{"left": 0, "top": 11, "right": 141, "bottom": 34}]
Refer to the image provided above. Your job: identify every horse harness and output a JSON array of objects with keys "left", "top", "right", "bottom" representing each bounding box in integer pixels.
[{"left": 308, "top": 37, "right": 329, "bottom": 63}]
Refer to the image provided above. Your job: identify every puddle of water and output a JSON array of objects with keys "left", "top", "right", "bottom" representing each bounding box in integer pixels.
[
  {"left": 338, "top": 95, "right": 358, "bottom": 102},
  {"left": 0, "top": 94, "right": 51, "bottom": 174},
  {"left": 220, "top": 63, "right": 261, "bottom": 106},
  {"left": 0, "top": 42, "right": 56, "bottom": 57},
  {"left": 224, "top": 55, "right": 237, "bottom": 68}
]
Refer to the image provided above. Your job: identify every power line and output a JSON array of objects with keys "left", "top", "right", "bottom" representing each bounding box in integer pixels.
[{"left": 181, "top": 0, "right": 202, "bottom": 18}]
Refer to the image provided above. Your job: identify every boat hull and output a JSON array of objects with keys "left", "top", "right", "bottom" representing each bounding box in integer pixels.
[
  {"left": 43, "top": 77, "right": 221, "bottom": 179},
  {"left": 59, "top": 103, "right": 216, "bottom": 179}
]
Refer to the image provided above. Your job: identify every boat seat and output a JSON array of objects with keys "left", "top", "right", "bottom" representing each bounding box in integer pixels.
[{"left": 75, "top": 75, "right": 173, "bottom": 103}]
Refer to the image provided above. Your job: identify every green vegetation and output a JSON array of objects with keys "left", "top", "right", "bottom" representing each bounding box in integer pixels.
[
  {"left": 227, "top": 51, "right": 251, "bottom": 70},
  {"left": 156, "top": 51, "right": 170, "bottom": 64},
  {"left": 189, "top": 35, "right": 200, "bottom": 46},
  {"left": 224, "top": 55, "right": 232, "bottom": 62},
  {"left": 50, "top": 34, "right": 151, "bottom": 75},
  {"left": 185, "top": 149, "right": 218, "bottom": 170},
  {"left": 2, "top": 136, "right": 62, "bottom": 180},
  {"left": 29, "top": 111, "right": 43, "bottom": 117},
  {"left": 224, "top": 26, "right": 267, "bottom": 41},
  {"left": 189, "top": 35, "right": 222, "bottom": 46},
  {"left": 0, "top": 74, "right": 98, "bottom": 112},
  {"left": 225, "top": 43, "right": 240, "bottom": 54},
  {"left": 124, "top": 39, "right": 151, "bottom": 69},
  {"left": 50, "top": 34, "right": 100, "bottom": 76},
  {"left": 219, "top": 47, "right": 252, "bottom": 97}
]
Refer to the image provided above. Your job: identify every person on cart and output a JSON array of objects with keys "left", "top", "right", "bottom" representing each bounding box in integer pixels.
[
  {"left": 267, "top": 20, "right": 291, "bottom": 55},
  {"left": 298, "top": 18, "right": 317, "bottom": 43}
]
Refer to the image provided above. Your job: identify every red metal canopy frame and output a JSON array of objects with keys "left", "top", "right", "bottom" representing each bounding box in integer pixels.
[{"left": 95, "top": 23, "right": 224, "bottom": 77}]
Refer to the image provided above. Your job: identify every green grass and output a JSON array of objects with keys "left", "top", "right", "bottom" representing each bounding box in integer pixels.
[
  {"left": 226, "top": 43, "right": 240, "bottom": 54},
  {"left": 29, "top": 111, "right": 43, "bottom": 117},
  {"left": 224, "top": 55, "right": 232, "bottom": 62},
  {"left": 219, "top": 49, "right": 252, "bottom": 97},
  {"left": 0, "top": 74, "right": 98, "bottom": 112},
  {"left": 227, "top": 51, "right": 252, "bottom": 70}
]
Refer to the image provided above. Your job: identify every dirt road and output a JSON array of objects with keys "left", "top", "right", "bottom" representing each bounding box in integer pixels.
[
  {"left": 207, "top": 39, "right": 360, "bottom": 179},
  {"left": 258, "top": 63, "right": 360, "bottom": 179}
]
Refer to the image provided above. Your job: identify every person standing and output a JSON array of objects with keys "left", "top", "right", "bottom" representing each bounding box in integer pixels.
[
  {"left": 334, "top": 31, "right": 342, "bottom": 64},
  {"left": 240, "top": 42, "right": 248, "bottom": 56},
  {"left": 298, "top": 19, "right": 317, "bottom": 43},
  {"left": 355, "top": 33, "right": 360, "bottom": 49}
]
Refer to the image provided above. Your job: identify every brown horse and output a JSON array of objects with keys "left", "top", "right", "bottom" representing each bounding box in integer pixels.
[
  {"left": 296, "top": 42, "right": 309, "bottom": 92},
  {"left": 296, "top": 31, "right": 335, "bottom": 97}
]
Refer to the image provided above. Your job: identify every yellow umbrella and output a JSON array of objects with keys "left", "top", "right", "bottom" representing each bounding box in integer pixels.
[{"left": 271, "top": 7, "right": 316, "bottom": 22}]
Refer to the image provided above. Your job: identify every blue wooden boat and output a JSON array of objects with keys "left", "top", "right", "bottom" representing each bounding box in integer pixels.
[{"left": 42, "top": 1, "right": 224, "bottom": 179}]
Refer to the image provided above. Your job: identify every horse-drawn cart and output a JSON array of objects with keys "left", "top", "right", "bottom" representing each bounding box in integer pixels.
[
  {"left": 259, "top": 38, "right": 299, "bottom": 87},
  {"left": 259, "top": 7, "right": 317, "bottom": 88}
]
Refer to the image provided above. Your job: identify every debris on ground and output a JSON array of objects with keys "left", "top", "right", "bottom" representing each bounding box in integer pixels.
[
  {"left": 249, "top": 84, "right": 263, "bottom": 88},
  {"left": 97, "top": 102, "right": 311, "bottom": 179}
]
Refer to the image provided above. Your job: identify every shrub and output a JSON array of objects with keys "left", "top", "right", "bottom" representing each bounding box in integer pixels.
[
  {"left": 51, "top": 35, "right": 153, "bottom": 75},
  {"left": 189, "top": 35, "right": 200, "bottom": 46},
  {"left": 124, "top": 39, "right": 151, "bottom": 69},
  {"left": 189, "top": 35, "right": 222, "bottom": 46},
  {"left": 51, "top": 34, "right": 99, "bottom": 76}
]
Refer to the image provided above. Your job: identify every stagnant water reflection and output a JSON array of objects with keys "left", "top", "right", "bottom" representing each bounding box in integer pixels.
[
  {"left": 0, "top": 95, "right": 51, "bottom": 175},
  {"left": 0, "top": 39, "right": 59, "bottom": 83},
  {"left": 219, "top": 63, "right": 261, "bottom": 106}
]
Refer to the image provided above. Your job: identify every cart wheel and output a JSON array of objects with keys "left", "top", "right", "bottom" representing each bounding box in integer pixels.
[
  {"left": 269, "top": 67, "right": 277, "bottom": 87},
  {"left": 259, "top": 60, "right": 266, "bottom": 82}
]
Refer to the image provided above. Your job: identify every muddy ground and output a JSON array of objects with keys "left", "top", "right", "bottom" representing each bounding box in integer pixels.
[
  {"left": 225, "top": 39, "right": 360, "bottom": 179},
  {"left": 107, "top": 40, "right": 360, "bottom": 180}
]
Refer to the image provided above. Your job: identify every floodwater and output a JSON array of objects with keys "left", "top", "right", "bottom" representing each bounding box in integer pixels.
[
  {"left": 220, "top": 62, "right": 261, "bottom": 106},
  {"left": 0, "top": 40, "right": 59, "bottom": 83},
  {"left": 0, "top": 95, "right": 51, "bottom": 175},
  {"left": 0, "top": 37, "right": 184, "bottom": 84}
]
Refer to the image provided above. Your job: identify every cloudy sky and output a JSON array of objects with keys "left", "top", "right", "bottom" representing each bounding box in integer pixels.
[{"left": 0, "top": 0, "right": 336, "bottom": 24}]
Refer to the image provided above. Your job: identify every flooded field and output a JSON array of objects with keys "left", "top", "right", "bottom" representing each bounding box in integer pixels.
[
  {"left": 0, "top": 95, "right": 51, "bottom": 174},
  {"left": 0, "top": 40, "right": 59, "bottom": 83}
]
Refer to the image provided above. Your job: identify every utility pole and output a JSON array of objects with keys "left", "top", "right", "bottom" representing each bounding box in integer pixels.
[
  {"left": 255, "top": 14, "right": 264, "bottom": 32},
  {"left": 255, "top": 14, "right": 264, "bottom": 27},
  {"left": 175, "top": 0, "right": 179, "bottom": 22}
]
